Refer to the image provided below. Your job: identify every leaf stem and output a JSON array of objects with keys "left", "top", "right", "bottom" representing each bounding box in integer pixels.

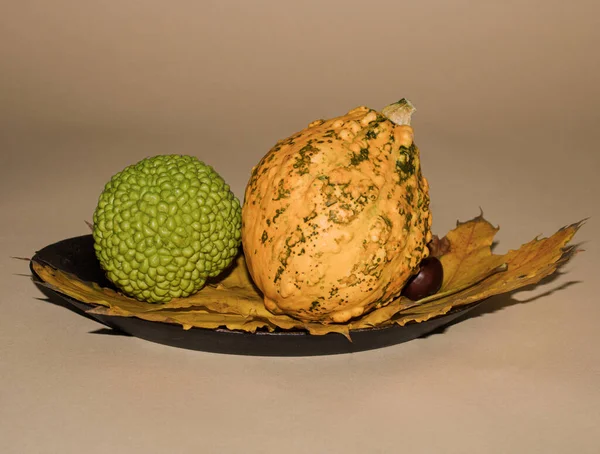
[{"left": 400, "top": 263, "right": 508, "bottom": 310}]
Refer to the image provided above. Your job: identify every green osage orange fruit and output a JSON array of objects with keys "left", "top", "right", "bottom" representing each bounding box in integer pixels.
[{"left": 92, "top": 154, "right": 242, "bottom": 303}]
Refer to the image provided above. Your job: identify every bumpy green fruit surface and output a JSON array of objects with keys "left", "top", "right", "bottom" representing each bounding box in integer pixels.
[{"left": 93, "top": 155, "right": 242, "bottom": 303}]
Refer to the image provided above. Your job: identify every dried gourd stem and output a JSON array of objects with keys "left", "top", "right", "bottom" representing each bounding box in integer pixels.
[{"left": 381, "top": 98, "right": 416, "bottom": 126}]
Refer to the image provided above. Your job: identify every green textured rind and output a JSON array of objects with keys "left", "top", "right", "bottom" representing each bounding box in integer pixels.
[{"left": 92, "top": 155, "right": 242, "bottom": 303}]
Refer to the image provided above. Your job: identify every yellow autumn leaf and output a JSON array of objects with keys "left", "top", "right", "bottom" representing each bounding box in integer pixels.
[
  {"left": 31, "top": 214, "right": 582, "bottom": 338},
  {"left": 391, "top": 215, "right": 581, "bottom": 326},
  {"left": 31, "top": 254, "right": 353, "bottom": 338}
]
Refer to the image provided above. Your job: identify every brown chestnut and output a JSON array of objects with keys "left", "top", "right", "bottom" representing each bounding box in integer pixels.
[{"left": 401, "top": 256, "right": 444, "bottom": 301}]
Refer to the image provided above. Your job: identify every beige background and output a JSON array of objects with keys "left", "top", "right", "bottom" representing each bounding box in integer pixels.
[{"left": 2, "top": 1, "right": 599, "bottom": 453}]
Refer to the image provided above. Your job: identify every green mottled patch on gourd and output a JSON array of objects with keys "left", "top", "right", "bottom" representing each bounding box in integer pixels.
[
  {"left": 323, "top": 129, "right": 339, "bottom": 139},
  {"left": 272, "top": 207, "right": 287, "bottom": 224},
  {"left": 365, "top": 129, "right": 378, "bottom": 140},
  {"left": 405, "top": 185, "right": 414, "bottom": 205},
  {"left": 395, "top": 144, "right": 416, "bottom": 184},
  {"left": 292, "top": 142, "right": 319, "bottom": 176},
  {"left": 273, "top": 180, "right": 291, "bottom": 200},
  {"left": 380, "top": 215, "right": 392, "bottom": 227},
  {"left": 273, "top": 266, "right": 284, "bottom": 283},
  {"left": 349, "top": 148, "right": 370, "bottom": 166}
]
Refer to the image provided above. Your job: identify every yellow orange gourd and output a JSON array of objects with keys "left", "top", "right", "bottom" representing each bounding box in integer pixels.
[{"left": 242, "top": 99, "right": 432, "bottom": 323}]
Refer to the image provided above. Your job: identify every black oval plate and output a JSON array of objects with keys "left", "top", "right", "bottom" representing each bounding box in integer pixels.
[{"left": 30, "top": 235, "right": 482, "bottom": 356}]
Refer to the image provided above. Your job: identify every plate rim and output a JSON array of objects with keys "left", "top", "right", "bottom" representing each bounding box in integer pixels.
[
  {"left": 28, "top": 234, "right": 485, "bottom": 356},
  {"left": 30, "top": 251, "right": 482, "bottom": 337}
]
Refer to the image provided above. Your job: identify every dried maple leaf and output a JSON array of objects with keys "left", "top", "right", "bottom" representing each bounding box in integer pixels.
[
  {"left": 31, "top": 214, "right": 583, "bottom": 338},
  {"left": 427, "top": 235, "right": 451, "bottom": 258},
  {"left": 32, "top": 254, "right": 353, "bottom": 338},
  {"left": 347, "top": 215, "right": 581, "bottom": 328}
]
